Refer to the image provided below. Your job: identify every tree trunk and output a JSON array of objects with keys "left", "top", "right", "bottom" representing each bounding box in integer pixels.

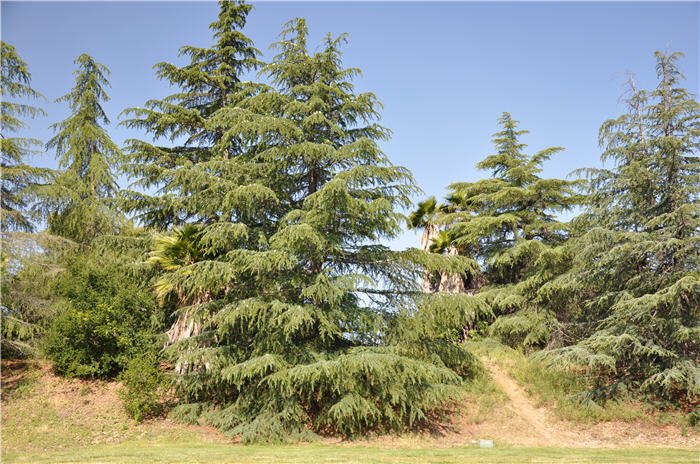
[
  {"left": 420, "top": 224, "right": 440, "bottom": 293},
  {"left": 166, "top": 308, "right": 202, "bottom": 346},
  {"left": 438, "top": 246, "right": 467, "bottom": 294},
  {"left": 166, "top": 299, "right": 207, "bottom": 374}
]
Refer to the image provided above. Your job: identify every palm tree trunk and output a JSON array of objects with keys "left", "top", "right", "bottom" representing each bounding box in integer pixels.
[
  {"left": 166, "top": 308, "right": 202, "bottom": 346},
  {"left": 438, "top": 246, "right": 467, "bottom": 293},
  {"left": 420, "top": 224, "right": 439, "bottom": 293}
]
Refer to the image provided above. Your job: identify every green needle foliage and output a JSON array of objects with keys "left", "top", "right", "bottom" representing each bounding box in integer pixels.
[
  {"left": 8, "top": 0, "right": 695, "bottom": 433},
  {"left": 1, "top": 229, "right": 80, "bottom": 359},
  {"left": 536, "top": 51, "right": 700, "bottom": 402},
  {"left": 1, "top": 42, "right": 51, "bottom": 357},
  {"left": 413, "top": 113, "right": 583, "bottom": 347},
  {"left": 130, "top": 6, "right": 469, "bottom": 441},
  {"left": 444, "top": 113, "right": 581, "bottom": 270},
  {"left": 36, "top": 54, "right": 123, "bottom": 243},
  {"left": 120, "top": 0, "right": 262, "bottom": 229},
  {"left": 1, "top": 42, "right": 47, "bottom": 233}
]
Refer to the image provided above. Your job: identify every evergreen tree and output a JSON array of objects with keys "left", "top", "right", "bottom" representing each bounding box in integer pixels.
[
  {"left": 445, "top": 113, "right": 579, "bottom": 270},
  {"left": 137, "top": 15, "right": 472, "bottom": 442},
  {"left": 413, "top": 113, "right": 583, "bottom": 347},
  {"left": 537, "top": 51, "right": 700, "bottom": 402},
  {"left": 1, "top": 42, "right": 46, "bottom": 233},
  {"left": 120, "top": 0, "right": 261, "bottom": 229},
  {"left": 579, "top": 71, "right": 654, "bottom": 231},
  {"left": 36, "top": 54, "right": 122, "bottom": 243},
  {"left": 0, "top": 42, "right": 51, "bottom": 357}
]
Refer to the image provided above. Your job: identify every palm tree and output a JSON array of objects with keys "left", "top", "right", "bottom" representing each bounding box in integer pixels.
[
  {"left": 409, "top": 197, "right": 441, "bottom": 250},
  {"left": 148, "top": 224, "right": 208, "bottom": 346},
  {"left": 427, "top": 229, "right": 467, "bottom": 294},
  {"left": 409, "top": 197, "right": 443, "bottom": 292}
]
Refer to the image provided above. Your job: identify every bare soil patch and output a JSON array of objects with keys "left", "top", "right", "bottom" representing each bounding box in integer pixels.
[{"left": 331, "top": 363, "right": 699, "bottom": 449}]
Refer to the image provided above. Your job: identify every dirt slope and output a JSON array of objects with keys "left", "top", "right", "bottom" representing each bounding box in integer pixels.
[
  {"left": 470, "top": 362, "right": 698, "bottom": 448},
  {"left": 1, "top": 360, "right": 227, "bottom": 454},
  {"left": 2, "top": 359, "right": 698, "bottom": 453},
  {"left": 348, "top": 363, "right": 699, "bottom": 449}
]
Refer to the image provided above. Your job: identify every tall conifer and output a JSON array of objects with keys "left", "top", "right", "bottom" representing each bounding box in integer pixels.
[
  {"left": 120, "top": 0, "right": 261, "bottom": 228},
  {"left": 36, "top": 54, "right": 122, "bottom": 243},
  {"left": 138, "top": 13, "right": 471, "bottom": 441},
  {"left": 1, "top": 42, "right": 46, "bottom": 232},
  {"left": 538, "top": 51, "right": 699, "bottom": 401},
  {"left": 413, "top": 114, "right": 583, "bottom": 347}
]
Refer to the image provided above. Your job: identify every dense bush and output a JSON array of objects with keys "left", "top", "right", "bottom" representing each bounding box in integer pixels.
[
  {"left": 687, "top": 410, "right": 700, "bottom": 427},
  {"left": 1, "top": 234, "right": 74, "bottom": 359},
  {"left": 42, "top": 253, "right": 158, "bottom": 378},
  {"left": 119, "top": 353, "right": 166, "bottom": 422}
]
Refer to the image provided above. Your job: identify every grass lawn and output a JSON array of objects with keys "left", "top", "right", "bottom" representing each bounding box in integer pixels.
[{"left": 3, "top": 442, "right": 698, "bottom": 464}]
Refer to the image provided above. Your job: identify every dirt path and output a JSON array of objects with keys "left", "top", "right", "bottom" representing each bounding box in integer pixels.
[
  {"left": 477, "top": 361, "right": 700, "bottom": 449},
  {"left": 482, "top": 361, "right": 574, "bottom": 445}
]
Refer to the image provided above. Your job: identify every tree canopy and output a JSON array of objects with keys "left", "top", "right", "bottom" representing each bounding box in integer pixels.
[
  {"left": 124, "top": 9, "right": 472, "bottom": 441},
  {"left": 120, "top": 0, "right": 262, "bottom": 229}
]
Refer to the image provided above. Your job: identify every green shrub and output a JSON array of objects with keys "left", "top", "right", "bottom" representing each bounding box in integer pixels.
[
  {"left": 44, "top": 303, "right": 129, "bottom": 378},
  {"left": 42, "top": 253, "right": 157, "bottom": 378},
  {"left": 687, "top": 410, "right": 700, "bottom": 427},
  {"left": 119, "top": 354, "right": 166, "bottom": 422}
]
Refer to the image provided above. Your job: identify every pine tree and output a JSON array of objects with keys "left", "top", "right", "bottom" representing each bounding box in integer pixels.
[
  {"left": 136, "top": 14, "right": 472, "bottom": 442},
  {"left": 0, "top": 233, "right": 76, "bottom": 357},
  {"left": 1, "top": 42, "right": 46, "bottom": 233},
  {"left": 413, "top": 113, "right": 583, "bottom": 347},
  {"left": 579, "top": 72, "right": 654, "bottom": 231},
  {"left": 0, "top": 42, "right": 51, "bottom": 357},
  {"left": 537, "top": 51, "right": 700, "bottom": 402},
  {"left": 445, "top": 113, "right": 579, "bottom": 269},
  {"left": 120, "top": 0, "right": 261, "bottom": 229},
  {"left": 36, "top": 54, "right": 122, "bottom": 243}
]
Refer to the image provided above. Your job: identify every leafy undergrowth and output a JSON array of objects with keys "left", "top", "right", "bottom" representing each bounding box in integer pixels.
[{"left": 464, "top": 338, "right": 695, "bottom": 426}]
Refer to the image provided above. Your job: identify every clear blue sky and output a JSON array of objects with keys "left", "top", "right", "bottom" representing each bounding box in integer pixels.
[{"left": 2, "top": 1, "right": 698, "bottom": 249}]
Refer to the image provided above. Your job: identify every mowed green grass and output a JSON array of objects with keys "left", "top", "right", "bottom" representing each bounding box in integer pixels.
[{"left": 3, "top": 442, "right": 698, "bottom": 464}]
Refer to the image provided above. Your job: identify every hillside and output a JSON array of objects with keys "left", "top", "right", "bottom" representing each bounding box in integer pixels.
[{"left": 2, "top": 357, "right": 697, "bottom": 457}]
